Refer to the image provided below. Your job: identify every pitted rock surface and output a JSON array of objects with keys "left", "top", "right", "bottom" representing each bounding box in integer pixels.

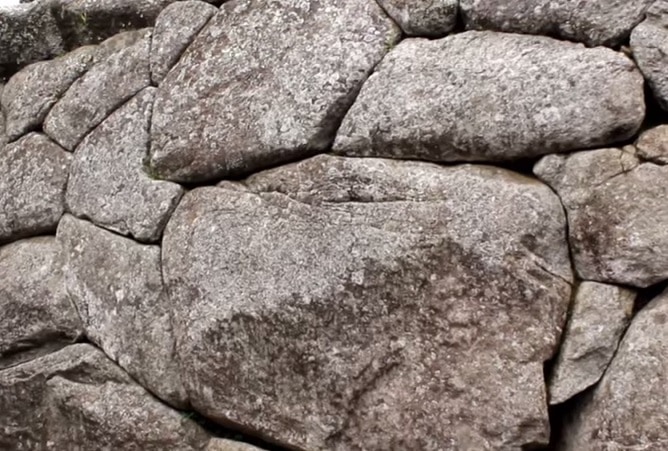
[
  {"left": 149, "top": 0, "right": 401, "bottom": 182},
  {"left": 377, "top": 0, "right": 458, "bottom": 37},
  {"left": 333, "top": 32, "right": 644, "bottom": 164},
  {"left": 163, "top": 155, "right": 572, "bottom": 450}
]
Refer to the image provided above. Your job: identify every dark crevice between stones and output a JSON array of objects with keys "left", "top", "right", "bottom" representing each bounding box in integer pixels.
[
  {"left": 639, "top": 81, "right": 668, "bottom": 132},
  {"left": 545, "top": 386, "right": 595, "bottom": 450},
  {"left": 633, "top": 278, "right": 668, "bottom": 315}
]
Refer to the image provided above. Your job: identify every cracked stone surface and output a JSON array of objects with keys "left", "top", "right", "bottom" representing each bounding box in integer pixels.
[
  {"left": 0, "top": 344, "right": 208, "bottom": 450},
  {"left": 631, "top": 1, "right": 668, "bottom": 112},
  {"left": 149, "top": 0, "right": 401, "bottom": 182},
  {"left": 66, "top": 87, "right": 183, "bottom": 243},
  {"left": 57, "top": 215, "right": 186, "bottom": 407},
  {"left": 376, "top": 0, "right": 458, "bottom": 37},
  {"left": 560, "top": 288, "right": 668, "bottom": 450},
  {"left": 150, "top": 0, "right": 218, "bottom": 85},
  {"left": 333, "top": 32, "right": 644, "bottom": 164},
  {"left": 460, "top": 0, "right": 654, "bottom": 47},
  {"left": 0, "top": 237, "right": 82, "bottom": 370},
  {"left": 0, "top": 133, "right": 70, "bottom": 245},
  {"left": 163, "top": 155, "right": 572, "bottom": 450},
  {"left": 548, "top": 281, "right": 635, "bottom": 405},
  {"left": 43, "top": 29, "right": 151, "bottom": 151},
  {"left": 535, "top": 147, "right": 668, "bottom": 288}
]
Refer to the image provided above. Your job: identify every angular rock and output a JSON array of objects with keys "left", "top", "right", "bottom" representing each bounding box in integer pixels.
[
  {"left": 636, "top": 125, "right": 668, "bottom": 164},
  {"left": 631, "top": 1, "right": 668, "bottom": 111},
  {"left": 163, "top": 155, "right": 573, "bottom": 450},
  {"left": 43, "top": 29, "right": 151, "bottom": 151},
  {"left": 150, "top": 0, "right": 218, "bottom": 85},
  {"left": 535, "top": 147, "right": 668, "bottom": 288},
  {"left": 548, "top": 282, "right": 635, "bottom": 405},
  {"left": 67, "top": 88, "right": 183, "bottom": 242},
  {"left": 0, "top": 344, "right": 208, "bottom": 450},
  {"left": 460, "top": 0, "right": 654, "bottom": 47},
  {"left": 377, "top": 0, "right": 458, "bottom": 37},
  {"left": 57, "top": 215, "right": 186, "bottom": 407},
  {"left": 206, "top": 439, "right": 265, "bottom": 451},
  {"left": 2, "top": 45, "right": 98, "bottom": 141},
  {"left": 149, "top": 0, "right": 401, "bottom": 182},
  {"left": 0, "top": 133, "right": 70, "bottom": 244},
  {"left": 560, "top": 289, "right": 668, "bottom": 450},
  {"left": 0, "top": 237, "right": 82, "bottom": 369},
  {"left": 334, "top": 32, "right": 645, "bottom": 163}
]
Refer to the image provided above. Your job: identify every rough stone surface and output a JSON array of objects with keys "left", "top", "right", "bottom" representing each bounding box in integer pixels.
[
  {"left": 67, "top": 88, "right": 183, "bottom": 242},
  {"left": 149, "top": 0, "right": 401, "bottom": 182},
  {"left": 636, "top": 125, "right": 668, "bottom": 164},
  {"left": 377, "top": 0, "right": 457, "bottom": 37},
  {"left": 150, "top": 0, "right": 218, "bottom": 85},
  {"left": 548, "top": 282, "right": 635, "bottom": 405},
  {"left": 460, "top": 0, "right": 654, "bottom": 47},
  {"left": 43, "top": 29, "right": 151, "bottom": 151},
  {"left": 0, "top": 237, "right": 82, "bottom": 369},
  {"left": 560, "top": 289, "right": 668, "bottom": 450},
  {"left": 163, "top": 155, "right": 572, "bottom": 450},
  {"left": 0, "top": 84, "right": 5, "bottom": 149},
  {"left": 0, "top": 344, "right": 208, "bottom": 450},
  {"left": 57, "top": 214, "right": 186, "bottom": 407},
  {"left": 206, "top": 439, "right": 265, "bottom": 451},
  {"left": 0, "top": 133, "right": 70, "bottom": 244},
  {"left": 333, "top": 32, "right": 645, "bottom": 163},
  {"left": 535, "top": 147, "right": 668, "bottom": 288},
  {"left": 631, "top": 1, "right": 668, "bottom": 111}
]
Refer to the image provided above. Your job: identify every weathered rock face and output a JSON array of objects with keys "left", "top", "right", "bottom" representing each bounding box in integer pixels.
[
  {"left": 637, "top": 125, "right": 668, "bottom": 164},
  {"left": 0, "top": 133, "right": 70, "bottom": 244},
  {"left": 548, "top": 282, "right": 635, "bottom": 405},
  {"left": 43, "top": 28, "right": 151, "bottom": 151},
  {"left": 376, "top": 0, "right": 458, "bottom": 37},
  {"left": 560, "top": 289, "right": 668, "bottom": 450},
  {"left": 631, "top": 0, "right": 668, "bottom": 112},
  {"left": 460, "top": 0, "right": 654, "bottom": 47},
  {"left": 0, "top": 237, "right": 82, "bottom": 369},
  {"left": 0, "top": 344, "right": 208, "bottom": 450},
  {"left": 333, "top": 32, "right": 645, "bottom": 164},
  {"left": 150, "top": 0, "right": 218, "bottom": 85},
  {"left": 163, "top": 155, "right": 572, "bottom": 450},
  {"left": 57, "top": 215, "right": 186, "bottom": 407},
  {"left": 149, "top": 0, "right": 401, "bottom": 182},
  {"left": 66, "top": 88, "right": 183, "bottom": 242},
  {"left": 534, "top": 147, "right": 668, "bottom": 288},
  {"left": 206, "top": 439, "right": 265, "bottom": 451}
]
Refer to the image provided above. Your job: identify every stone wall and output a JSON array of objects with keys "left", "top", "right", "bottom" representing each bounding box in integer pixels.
[{"left": 1, "top": 1, "right": 668, "bottom": 450}]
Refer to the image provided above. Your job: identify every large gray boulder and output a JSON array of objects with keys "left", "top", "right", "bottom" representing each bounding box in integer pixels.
[
  {"left": 535, "top": 147, "right": 668, "bottom": 288},
  {"left": 67, "top": 88, "right": 183, "bottom": 242},
  {"left": 376, "top": 0, "right": 458, "bottom": 37},
  {"left": 631, "top": 0, "right": 668, "bottom": 111},
  {"left": 333, "top": 32, "right": 645, "bottom": 164},
  {"left": 0, "top": 237, "right": 82, "bottom": 369},
  {"left": 548, "top": 281, "right": 635, "bottom": 405},
  {"left": 150, "top": 0, "right": 218, "bottom": 85},
  {"left": 0, "top": 344, "right": 208, "bottom": 450},
  {"left": 0, "top": 133, "right": 70, "bottom": 244},
  {"left": 163, "top": 155, "right": 572, "bottom": 450},
  {"left": 43, "top": 28, "right": 151, "bottom": 151},
  {"left": 149, "top": 0, "right": 401, "bottom": 182},
  {"left": 560, "top": 289, "right": 668, "bottom": 450},
  {"left": 460, "top": 0, "right": 654, "bottom": 47},
  {"left": 57, "top": 215, "right": 186, "bottom": 407}
]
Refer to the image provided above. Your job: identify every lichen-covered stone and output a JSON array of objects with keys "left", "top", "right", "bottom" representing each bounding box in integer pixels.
[
  {"left": 377, "top": 0, "right": 457, "bottom": 37},
  {"left": 460, "top": 0, "right": 654, "bottom": 47},
  {"left": 43, "top": 29, "right": 151, "bottom": 151},
  {"left": 149, "top": 0, "right": 401, "bottom": 182},
  {"left": 631, "top": 0, "right": 668, "bottom": 111},
  {"left": 636, "top": 125, "right": 668, "bottom": 164},
  {"left": 0, "top": 237, "right": 82, "bottom": 369},
  {"left": 150, "top": 0, "right": 218, "bottom": 85},
  {"left": 57, "top": 215, "right": 186, "bottom": 407},
  {"left": 67, "top": 88, "right": 183, "bottom": 242},
  {"left": 548, "top": 281, "right": 635, "bottom": 405},
  {"left": 333, "top": 32, "right": 644, "bottom": 164},
  {"left": 560, "top": 289, "right": 668, "bottom": 450},
  {"left": 163, "top": 155, "right": 572, "bottom": 450},
  {"left": 535, "top": 147, "right": 668, "bottom": 288},
  {"left": 0, "top": 133, "right": 70, "bottom": 244}
]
